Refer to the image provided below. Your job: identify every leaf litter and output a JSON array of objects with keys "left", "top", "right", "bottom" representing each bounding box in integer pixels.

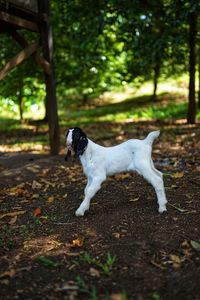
[{"left": 0, "top": 122, "right": 200, "bottom": 299}]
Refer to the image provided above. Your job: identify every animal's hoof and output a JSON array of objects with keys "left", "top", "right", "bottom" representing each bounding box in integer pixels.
[
  {"left": 159, "top": 206, "right": 167, "bottom": 213},
  {"left": 75, "top": 209, "right": 85, "bottom": 217}
]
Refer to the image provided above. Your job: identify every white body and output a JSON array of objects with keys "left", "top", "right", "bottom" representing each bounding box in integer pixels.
[{"left": 67, "top": 130, "right": 167, "bottom": 216}]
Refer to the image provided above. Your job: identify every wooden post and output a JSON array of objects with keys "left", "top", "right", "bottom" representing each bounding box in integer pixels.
[{"left": 37, "top": 0, "right": 59, "bottom": 155}]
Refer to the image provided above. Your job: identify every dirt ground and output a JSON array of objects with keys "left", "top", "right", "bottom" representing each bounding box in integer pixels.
[{"left": 0, "top": 121, "right": 200, "bottom": 300}]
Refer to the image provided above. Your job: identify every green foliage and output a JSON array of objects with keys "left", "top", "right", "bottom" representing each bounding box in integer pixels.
[
  {"left": 76, "top": 276, "right": 98, "bottom": 300},
  {"left": 76, "top": 251, "right": 116, "bottom": 276},
  {"left": 0, "top": 0, "right": 199, "bottom": 121},
  {"left": 36, "top": 256, "right": 61, "bottom": 268}
]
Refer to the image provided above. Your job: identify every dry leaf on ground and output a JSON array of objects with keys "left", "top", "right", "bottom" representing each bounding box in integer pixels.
[
  {"left": 72, "top": 237, "right": 84, "bottom": 247},
  {"left": 89, "top": 267, "right": 100, "bottom": 277},
  {"left": 47, "top": 196, "right": 55, "bottom": 203},
  {"left": 33, "top": 207, "right": 42, "bottom": 217},
  {"left": 0, "top": 210, "right": 26, "bottom": 219},
  {"left": 171, "top": 172, "right": 184, "bottom": 178},
  {"left": 9, "top": 215, "right": 17, "bottom": 225}
]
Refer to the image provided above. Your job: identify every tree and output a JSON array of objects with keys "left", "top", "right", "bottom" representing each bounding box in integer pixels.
[{"left": 187, "top": 12, "right": 197, "bottom": 124}]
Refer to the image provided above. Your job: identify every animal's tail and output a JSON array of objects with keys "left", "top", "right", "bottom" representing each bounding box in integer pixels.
[{"left": 144, "top": 130, "right": 160, "bottom": 146}]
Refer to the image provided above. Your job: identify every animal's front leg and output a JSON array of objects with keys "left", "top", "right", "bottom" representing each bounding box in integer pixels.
[
  {"left": 75, "top": 177, "right": 104, "bottom": 217},
  {"left": 84, "top": 177, "right": 92, "bottom": 196}
]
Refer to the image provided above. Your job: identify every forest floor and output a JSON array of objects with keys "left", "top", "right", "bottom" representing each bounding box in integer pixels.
[{"left": 0, "top": 120, "right": 200, "bottom": 300}]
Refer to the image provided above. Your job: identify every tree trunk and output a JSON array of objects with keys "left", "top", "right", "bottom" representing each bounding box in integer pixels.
[
  {"left": 152, "top": 63, "right": 160, "bottom": 100},
  {"left": 198, "top": 45, "right": 200, "bottom": 109},
  {"left": 18, "top": 78, "right": 23, "bottom": 121},
  {"left": 187, "top": 12, "right": 197, "bottom": 124},
  {"left": 38, "top": 0, "right": 60, "bottom": 155}
]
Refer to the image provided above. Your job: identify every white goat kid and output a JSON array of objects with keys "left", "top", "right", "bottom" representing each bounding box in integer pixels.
[{"left": 66, "top": 127, "right": 167, "bottom": 217}]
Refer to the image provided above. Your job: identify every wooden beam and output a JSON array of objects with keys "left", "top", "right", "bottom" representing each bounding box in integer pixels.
[
  {"left": 10, "top": 31, "right": 51, "bottom": 75},
  {"left": 33, "top": 52, "right": 52, "bottom": 75},
  {"left": 0, "top": 11, "right": 39, "bottom": 32},
  {"left": 0, "top": 41, "right": 39, "bottom": 80}
]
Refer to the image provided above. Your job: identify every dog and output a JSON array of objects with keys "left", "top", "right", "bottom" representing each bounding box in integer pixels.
[{"left": 66, "top": 127, "right": 167, "bottom": 216}]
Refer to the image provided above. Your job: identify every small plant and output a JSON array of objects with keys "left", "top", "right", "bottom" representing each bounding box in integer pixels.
[
  {"left": 36, "top": 256, "right": 61, "bottom": 268},
  {"left": 120, "top": 291, "right": 129, "bottom": 300},
  {"left": 76, "top": 251, "right": 116, "bottom": 276},
  {"left": 81, "top": 251, "right": 94, "bottom": 264},
  {"left": 76, "top": 276, "right": 98, "bottom": 300},
  {"left": 152, "top": 291, "right": 161, "bottom": 300},
  {"left": 97, "top": 252, "right": 116, "bottom": 276}
]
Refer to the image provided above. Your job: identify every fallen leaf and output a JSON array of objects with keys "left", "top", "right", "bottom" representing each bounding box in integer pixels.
[
  {"left": 32, "top": 194, "right": 40, "bottom": 199},
  {"left": 46, "top": 240, "right": 62, "bottom": 251},
  {"left": 66, "top": 252, "right": 83, "bottom": 257},
  {"left": 112, "top": 232, "right": 121, "bottom": 239},
  {"left": 55, "top": 281, "right": 78, "bottom": 291},
  {"left": 0, "top": 269, "right": 16, "bottom": 278},
  {"left": 129, "top": 197, "right": 140, "bottom": 202},
  {"left": 47, "top": 196, "right": 55, "bottom": 203},
  {"left": 171, "top": 172, "right": 184, "bottom": 179},
  {"left": 190, "top": 240, "right": 200, "bottom": 251},
  {"left": 114, "top": 173, "right": 131, "bottom": 180},
  {"left": 170, "top": 254, "right": 181, "bottom": 268},
  {"left": 0, "top": 279, "right": 9, "bottom": 285},
  {"left": 185, "top": 194, "right": 192, "bottom": 199},
  {"left": 9, "top": 215, "right": 17, "bottom": 225},
  {"left": 68, "top": 264, "right": 77, "bottom": 271},
  {"left": 171, "top": 185, "right": 178, "bottom": 189},
  {"left": 0, "top": 210, "right": 26, "bottom": 219},
  {"left": 72, "top": 237, "right": 84, "bottom": 248},
  {"left": 32, "top": 180, "right": 42, "bottom": 189},
  {"left": 150, "top": 258, "right": 166, "bottom": 270},
  {"left": 89, "top": 267, "right": 100, "bottom": 277},
  {"left": 110, "top": 293, "right": 127, "bottom": 300},
  {"left": 9, "top": 188, "right": 24, "bottom": 196},
  {"left": 182, "top": 240, "right": 190, "bottom": 248},
  {"left": 33, "top": 207, "right": 41, "bottom": 217}
]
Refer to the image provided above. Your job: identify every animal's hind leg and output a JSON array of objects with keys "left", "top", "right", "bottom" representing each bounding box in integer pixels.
[
  {"left": 136, "top": 163, "right": 167, "bottom": 213},
  {"left": 150, "top": 158, "right": 163, "bottom": 178}
]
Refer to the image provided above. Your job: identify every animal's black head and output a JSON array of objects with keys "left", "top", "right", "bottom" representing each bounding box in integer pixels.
[{"left": 65, "top": 127, "right": 88, "bottom": 161}]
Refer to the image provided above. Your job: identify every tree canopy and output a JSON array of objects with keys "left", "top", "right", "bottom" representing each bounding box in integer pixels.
[{"left": 0, "top": 0, "right": 200, "bottom": 122}]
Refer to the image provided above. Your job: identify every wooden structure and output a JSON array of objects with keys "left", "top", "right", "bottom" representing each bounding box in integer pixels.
[{"left": 0, "top": 0, "right": 59, "bottom": 155}]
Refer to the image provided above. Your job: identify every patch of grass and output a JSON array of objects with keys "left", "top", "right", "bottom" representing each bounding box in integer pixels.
[
  {"left": 0, "top": 117, "right": 23, "bottom": 132},
  {"left": 61, "top": 91, "right": 198, "bottom": 126},
  {"left": 98, "top": 252, "right": 116, "bottom": 276},
  {"left": 152, "top": 291, "right": 161, "bottom": 300},
  {"left": 36, "top": 256, "right": 61, "bottom": 268},
  {"left": 75, "top": 252, "right": 116, "bottom": 276},
  {"left": 76, "top": 276, "right": 98, "bottom": 300}
]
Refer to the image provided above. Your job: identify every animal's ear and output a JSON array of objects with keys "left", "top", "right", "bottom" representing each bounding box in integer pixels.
[
  {"left": 65, "top": 149, "right": 71, "bottom": 161},
  {"left": 74, "top": 134, "right": 88, "bottom": 157}
]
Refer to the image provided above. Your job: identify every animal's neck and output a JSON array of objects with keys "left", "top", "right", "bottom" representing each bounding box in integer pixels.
[{"left": 79, "top": 139, "right": 94, "bottom": 162}]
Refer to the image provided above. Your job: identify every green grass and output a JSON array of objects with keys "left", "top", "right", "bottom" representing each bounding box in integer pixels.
[
  {"left": 59, "top": 77, "right": 199, "bottom": 126},
  {"left": 75, "top": 251, "right": 116, "bottom": 276},
  {"left": 0, "top": 77, "right": 200, "bottom": 151},
  {"left": 60, "top": 93, "right": 195, "bottom": 126}
]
